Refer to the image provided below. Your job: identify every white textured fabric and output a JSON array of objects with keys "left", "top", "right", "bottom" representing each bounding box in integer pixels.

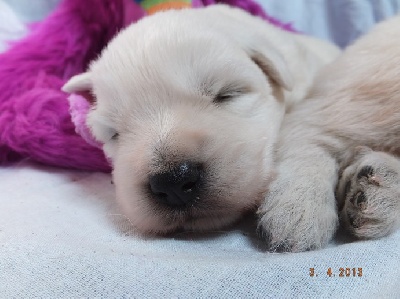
[
  {"left": 0, "top": 161, "right": 399, "bottom": 298},
  {"left": 2, "top": 0, "right": 400, "bottom": 298}
]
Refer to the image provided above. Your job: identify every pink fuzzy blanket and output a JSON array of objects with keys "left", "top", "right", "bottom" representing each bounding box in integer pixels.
[{"left": 0, "top": 0, "right": 293, "bottom": 172}]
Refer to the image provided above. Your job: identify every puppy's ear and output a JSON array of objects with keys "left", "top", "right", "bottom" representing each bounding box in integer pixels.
[
  {"left": 249, "top": 45, "right": 293, "bottom": 92},
  {"left": 62, "top": 72, "right": 92, "bottom": 93},
  {"left": 209, "top": 6, "right": 294, "bottom": 91},
  {"left": 62, "top": 72, "right": 95, "bottom": 103}
]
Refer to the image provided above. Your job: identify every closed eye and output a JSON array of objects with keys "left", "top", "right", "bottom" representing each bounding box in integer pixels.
[
  {"left": 214, "top": 93, "right": 235, "bottom": 103},
  {"left": 213, "top": 86, "right": 248, "bottom": 104},
  {"left": 111, "top": 132, "right": 119, "bottom": 140}
]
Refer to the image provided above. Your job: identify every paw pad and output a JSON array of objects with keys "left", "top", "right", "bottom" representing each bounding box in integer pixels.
[
  {"left": 357, "top": 165, "right": 373, "bottom": 179},
  {"left": 347, "top": 213, "right": 360, "bottom": 228},
  {"left": 350, "top": 191, "right": 367, "bottom": 209},
  {"left": 357, "top": 165, "right": 381, "bottom": 186}
]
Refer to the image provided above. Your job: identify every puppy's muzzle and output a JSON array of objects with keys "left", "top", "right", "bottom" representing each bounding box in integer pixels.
[{"left": 149, "top": 162, "right": 204, "bottom": 207}]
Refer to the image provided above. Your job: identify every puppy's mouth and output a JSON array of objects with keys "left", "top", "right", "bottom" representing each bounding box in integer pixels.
[
  {"left": 153, "top": 196, "right": 222, "bottom": 224},
  {"left": 144, "top": 192, "right": 260, "bottom": 235}
]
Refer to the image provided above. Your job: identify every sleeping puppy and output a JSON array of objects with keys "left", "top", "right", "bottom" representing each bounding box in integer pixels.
[
  {"left": 258, "top": 14, "right": 400, "bottom": 252},
  {"left": 63, "top": 5, "right": 339, "bottom": 235}
]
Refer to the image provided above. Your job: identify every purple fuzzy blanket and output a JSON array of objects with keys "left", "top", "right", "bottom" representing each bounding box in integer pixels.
[{"left": 0, "top": 0, "right": 293, "bottom": 172}]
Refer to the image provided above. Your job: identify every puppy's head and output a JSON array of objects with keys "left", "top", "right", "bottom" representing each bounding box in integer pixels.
[{"left": 63, "top": 6, "right": 293, "bottom": 234}]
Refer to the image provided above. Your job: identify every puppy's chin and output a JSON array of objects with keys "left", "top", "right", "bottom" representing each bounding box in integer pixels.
[
  {"left": 180, "top": 209, "right": 252, "bottom": 233},
  {"left": 114, "top": 193, "right": 258, "bottom": 235}
]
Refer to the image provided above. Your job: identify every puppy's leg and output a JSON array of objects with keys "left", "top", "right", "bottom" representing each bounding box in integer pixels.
[
  {"left": 337, "top": 147, "right": 400, "bottom": 239},
  {"left": 257, "top": 136, "right": 339, "bottom": 252}
]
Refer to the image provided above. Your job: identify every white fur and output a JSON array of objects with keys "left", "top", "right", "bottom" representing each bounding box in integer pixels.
[
  {"left": 63, "top": 6, "right": 339, "bottom": 235},
  {"left": 258, "top": 15, "right": 400, "bottom": 252}
]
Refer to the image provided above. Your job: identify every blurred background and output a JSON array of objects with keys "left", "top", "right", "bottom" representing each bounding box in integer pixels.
[{"left": 1, "top": 0, "right": 400, "bottom": 52}]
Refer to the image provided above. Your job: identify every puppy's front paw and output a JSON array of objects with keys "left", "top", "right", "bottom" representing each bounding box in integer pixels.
[
  {"left": 338, "top": 150, "right": 400, "bottom": 238},
  {"left": 257, "top": 178, "right": 339, "bottom": 252}
]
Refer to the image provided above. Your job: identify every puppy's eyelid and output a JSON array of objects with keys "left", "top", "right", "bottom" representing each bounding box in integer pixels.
[
  {"left": 213, "top": 88, "right": 245, "bottom": 104},
  {"left": 111, "top": 132, "right": 119, "bottom": 140},
  {"left": 214, "top": 93, "right": 234, "bottom": 103}
]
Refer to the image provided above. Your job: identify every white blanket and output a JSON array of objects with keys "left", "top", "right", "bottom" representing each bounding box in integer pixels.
[
  {"left": 1, "top": 161, "right": 399, "bottom": 297},
  {"left": 1, "top": 0, "right": 400, "bottom": 298}
]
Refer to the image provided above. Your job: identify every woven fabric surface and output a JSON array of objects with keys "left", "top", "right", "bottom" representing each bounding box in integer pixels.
[{"left": 0, "top": 161, "right": 399, "bottom": 298}]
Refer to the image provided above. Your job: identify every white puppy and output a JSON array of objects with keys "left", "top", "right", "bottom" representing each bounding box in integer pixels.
[
  {"left": 63, "top": 6, "right": 339, "bottom": 236},
  {"left": 258, "top": 15, "right": 400, "bottom": 252}
]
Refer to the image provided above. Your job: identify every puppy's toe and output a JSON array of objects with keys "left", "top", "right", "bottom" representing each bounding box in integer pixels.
[
  {"left": 256, "top": 226, "right": 294, "bottom": 253},
  {"left": 349, "top": 191, "right": 367, "bottom": 210},
  {"left": 341, "top": 155, "right": 400, "bottom": 239},
  {"left": 357, "top": 165, "right": 374, "bottom": 179},
  {"left": 257, "top": 209, "right": 337, "bottom": 253},
  {"left": 346, "top": 210, "right": 366, "bottom": 229}
]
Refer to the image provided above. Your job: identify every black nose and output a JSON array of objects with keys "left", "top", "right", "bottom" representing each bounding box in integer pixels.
[{"left": 149, "top": 162, "right": 203, "bottom": 207}]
